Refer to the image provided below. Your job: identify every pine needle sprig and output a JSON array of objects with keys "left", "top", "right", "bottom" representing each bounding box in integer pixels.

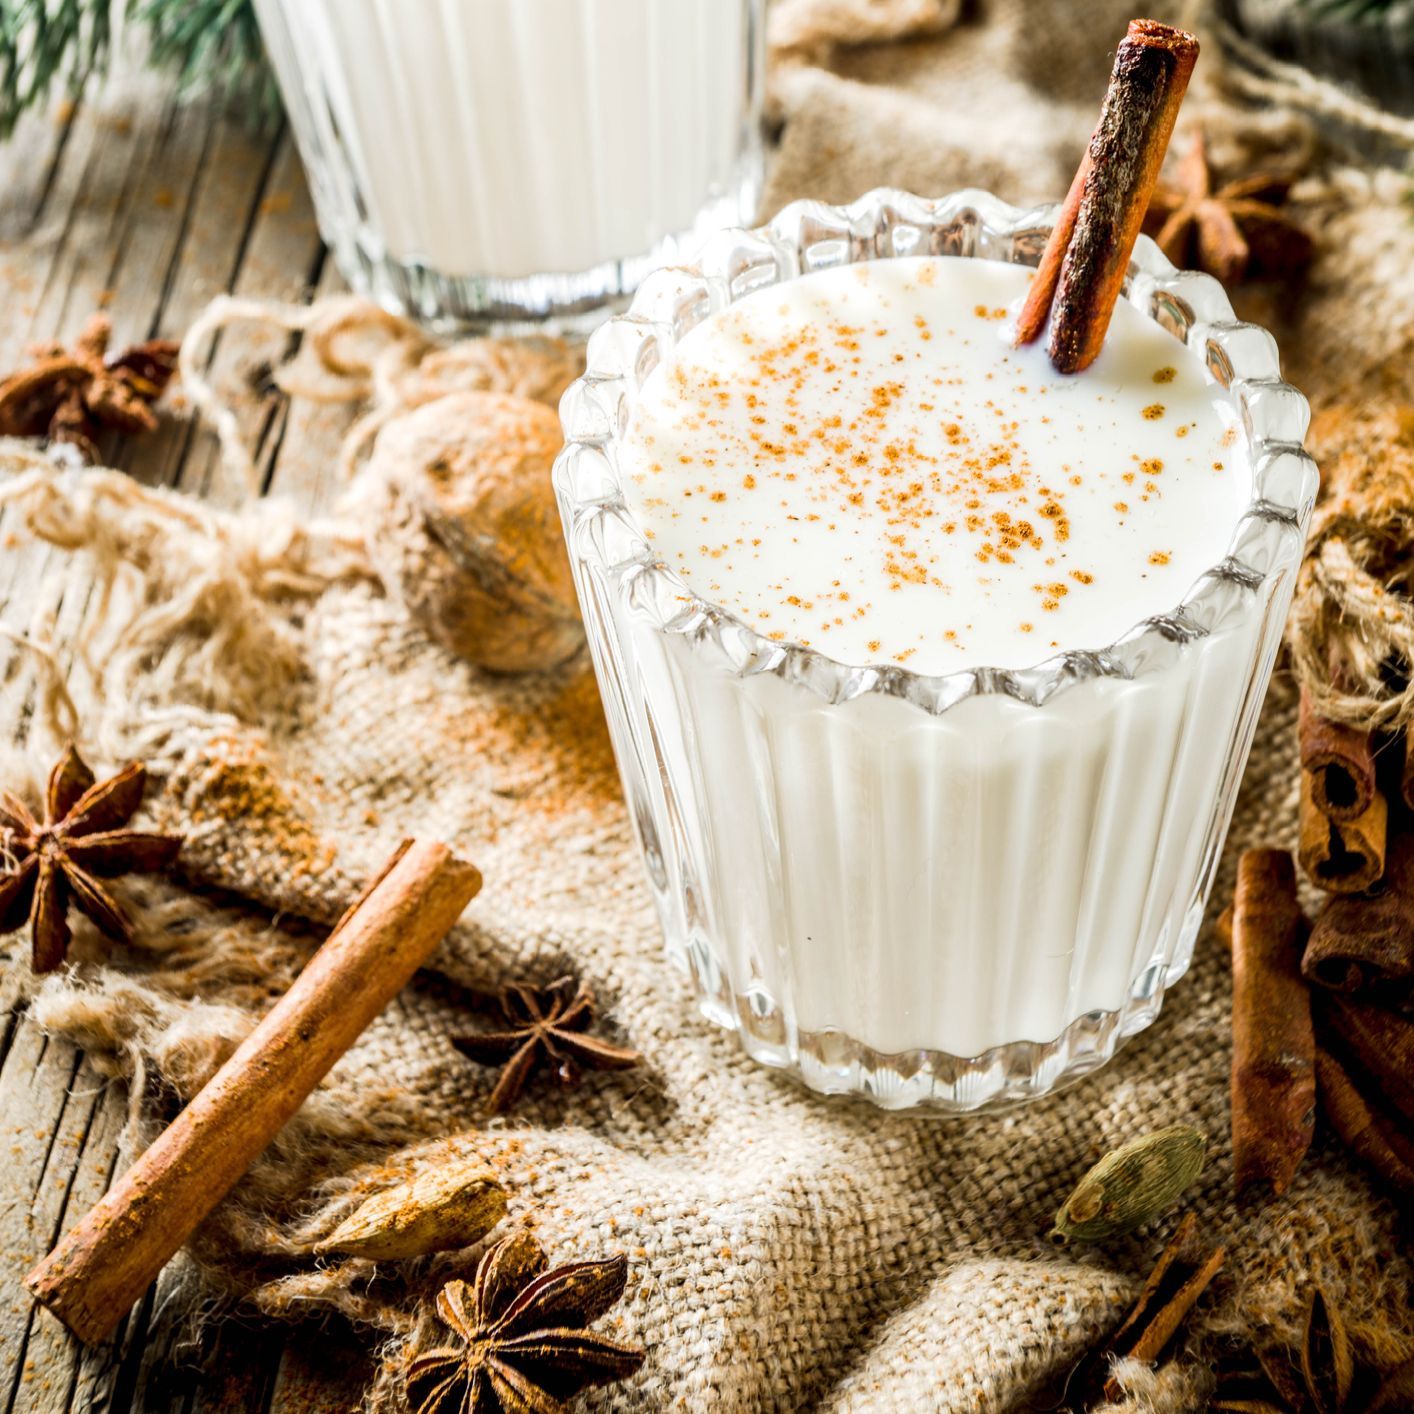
[
  {"left": 1293, "top": 0, "right": 1414, "bottom": 34},
  {"left": 1296, "top": 0, "right": 1398, "bottom": 17},
  {"left": 136, "top": 0, "right": 277, "bottom": 118},
  {"left": 0, "top": 0, "right": 272, "bottom": 141},
  {"left": 1, "top": 0, "right": 114, "bottom": 138}
]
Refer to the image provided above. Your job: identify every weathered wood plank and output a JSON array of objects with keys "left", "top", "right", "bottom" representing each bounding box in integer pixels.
[
  {"left": 0, "top": 89, "right": 82, "bottom": 291},
  {"left": 0, "top": 86, "right": 80, "bottom": 246},
  {"left": 261, "top": 256, "right": 356, "bottom": 515},
  {"left": 0, "top": 43, "right": 380, "bottom": 1414},
  {"left": 133, "top": 113, "right": 299, "bottom": 497},
  {"left": 95, "top": 98, "right": 221, "bottom": 353},
  {"left": 0, "top": 1024, "right": 82, "bottom": 1408},
  {"left": 267, "top": 1326, "right": 374, "bottom": 1414},
  {"left": 7, "top": 1041, "right": 110, "bottom": 1414},
  {"left": 16, "top": 67, "right": 176, "bottom": 361},
  {"left": 187, "top": 1327, "right": 285, "bottom": 1414},
  {"left": 45, "top": 1072, "right": 135, "bottom": 1414},
  {"left": 170, "top": 133, "right": 328, "bottom": 508}
]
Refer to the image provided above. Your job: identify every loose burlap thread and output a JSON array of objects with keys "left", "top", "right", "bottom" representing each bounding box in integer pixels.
[
  {"left": 6, "top": 3, "right": 1414, "bottom": 1409},
  {"left": 1286, "top": 403, "right": 1414, "bottom": 731}
]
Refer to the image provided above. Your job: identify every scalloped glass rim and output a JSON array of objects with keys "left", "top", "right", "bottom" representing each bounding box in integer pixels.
[{"left": 555, "top": 187, "right": 1318, "bottom": 716}]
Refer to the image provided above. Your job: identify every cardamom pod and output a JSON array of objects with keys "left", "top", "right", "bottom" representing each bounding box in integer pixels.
[
  {"left": 1050, "top": 1124, "right": 1206, "bottom": 1244},
  {"left": 314, "top": 1162, "right": 507, "bottom": 1260}
]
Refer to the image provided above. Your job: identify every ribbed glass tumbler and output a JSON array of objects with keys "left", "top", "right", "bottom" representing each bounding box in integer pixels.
[
  {"left": 252, "top": 0, "right": 766, "bottom": 331},
  {"left": 554, "top": 190, "right": 1318, "bottom": 1112}
]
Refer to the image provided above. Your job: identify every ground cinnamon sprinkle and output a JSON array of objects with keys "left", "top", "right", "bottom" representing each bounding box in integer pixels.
[
  {"left": 622, "top": 260, "right": 1236, "bottom": 668},
  {"left": 660, "top": 309, "right": 1092, "bottom": 642},
  {"left": 189, "top": 731, "right": 337, "bottom": 879},
  {"left": 444, "top": 668, "right": 621, "bottom": 825}
]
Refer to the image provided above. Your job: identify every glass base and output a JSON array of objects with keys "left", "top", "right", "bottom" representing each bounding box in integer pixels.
[
  {"left": 670, "top": 910, "right": 1202, "bottom": 1114},
  {"left": 328, "top": 186, "right": 763, "bottom": 338}
]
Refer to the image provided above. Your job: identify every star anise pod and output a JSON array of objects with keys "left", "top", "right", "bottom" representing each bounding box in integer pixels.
[
  {"left": 451, "top": 977, "right": 641, "bottom": 1114},
  {"left": 0, "top": 314, "right": 180, "bottom": 463},
  {"left": 1144, "top": 130, "right": 1314, "bottom": 285},
  {"left": 405, "top": 1229, "right": 645, "bottom": 1414},
  {"left": 0, "top": 745, "right": 183, "bottom": 972},
  {"left": 1208, "top": 1286, "right": 1407, "bottom": 1414}
]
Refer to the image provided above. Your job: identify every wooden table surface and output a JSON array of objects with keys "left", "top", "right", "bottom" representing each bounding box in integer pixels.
[{"left": 0, "top": 60, "right": 375, "bottom": 1413}]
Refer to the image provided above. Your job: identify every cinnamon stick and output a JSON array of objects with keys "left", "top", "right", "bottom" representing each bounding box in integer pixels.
[
  {"left": 1297, "top": 770, "right": 1387, "bottom": 895},
  {"left": 1100, "top": 1211, "right": 1226, "bottom": 1402},
  {"left": 1015, "top": 19, "right": 1199, "bottom": 372},
  {"left": 1230, "top": 848, "right": 1316, "bottom": 1196},
  {"left": 1304, "top": 833, "right": 1414, "bottom": 995},
  {"left": 1013, "top": 155, "right": 1089, "bottom": 351},
  {"left": 1215, "top": 901, "right": 1234, "bottom": 952},
  {"left": 1313, "top": 990, "right": 1414, "bottom": 1126},
  {"left": 26, "top": 838, "right": 481, "bottom": 1345},
  {"left": 1314, "top": 1046, "right": 1414, "bottom": 1201},
  {"left": 1299, "top": 686, "right": 1377, "bottom": 823}
]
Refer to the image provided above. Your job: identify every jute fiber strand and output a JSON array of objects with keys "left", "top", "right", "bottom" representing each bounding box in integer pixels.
[{"left": 4, "top": 1, "right": 1414, "bottom": 1409}]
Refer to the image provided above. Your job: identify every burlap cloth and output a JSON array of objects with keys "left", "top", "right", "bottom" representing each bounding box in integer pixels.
[{"left": 5, "top": 2, "right": 1414, "bottom": 1409}]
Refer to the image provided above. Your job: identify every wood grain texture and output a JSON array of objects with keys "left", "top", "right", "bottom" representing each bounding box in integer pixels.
[{"left": 0, "top": 54, "right": 360, "bottom": 1414}]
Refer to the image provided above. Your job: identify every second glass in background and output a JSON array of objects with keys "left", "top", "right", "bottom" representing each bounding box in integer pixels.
[{"left": 253, "top": 0, "right": 766, "bottom": 330}]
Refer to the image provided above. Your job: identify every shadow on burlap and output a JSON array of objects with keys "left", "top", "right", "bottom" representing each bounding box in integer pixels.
[{"left": 4, "top": 1, "right": 1414, "bottom": 1409}]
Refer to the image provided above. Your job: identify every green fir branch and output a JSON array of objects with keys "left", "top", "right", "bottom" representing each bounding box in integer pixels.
[
  {"left": 1293, "top": 0, "right": 1413, "bottom": 29},
  {"left": 0, "top": 0, "right": 271, "bottom": 140},
  {"left": 1, "top": 0, "right": 113, "bottom": 137},
  {"left": 136, "top": 0, "right": 276, "bottom": 116}
]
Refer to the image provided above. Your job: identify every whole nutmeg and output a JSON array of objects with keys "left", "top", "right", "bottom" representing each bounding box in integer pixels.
[
  {"left": 364, "top": 390, "right": 583, "bottom": 674},
  {"left": 399, "top": 337, "right": 580, "bottom": 410}
]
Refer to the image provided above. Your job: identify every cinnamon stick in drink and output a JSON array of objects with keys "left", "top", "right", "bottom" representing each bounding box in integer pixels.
[
  {"left": 1230, "top": 848, "right": 1316, "bottom": 1196},
  {"left": 26, "top": 839, "right": 481, "bottom": 1345},
  {"left": 1299, "top": 685, "right": 1377, "bottom": 823},
  {"left": 1016, "top": 19, "right": 1199, "bottom": 372},
  {"left": 1297, "top": 770, "right": 1387, "bottom": 895}
]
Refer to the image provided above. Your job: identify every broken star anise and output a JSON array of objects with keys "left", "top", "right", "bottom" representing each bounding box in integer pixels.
[
  {"left": 452, "top": 976, "right": 641, "bottom": 1115},
  {"left": 0, "top": 314, "right": 180, "bottom": 464},
  {"left": 0, "top": 745, "right": 183, "bottom": 972},
  {"left": 1144, "top": 129, "right": 1314, "bottom": 286},
  {"left": 406, "top": 1229, "right": 645, "bottom": 1414},
  {"left": 1209, "top": 1286, "right": 1414, "bottom": 1413}
]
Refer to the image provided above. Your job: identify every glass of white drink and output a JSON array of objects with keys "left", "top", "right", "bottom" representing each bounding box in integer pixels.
[
  {"left": 554, "top": 189, "right": 1316, "bottom": 1111},
  {"left": 252, "top": 0, "right": 765, "bottom": 331}
]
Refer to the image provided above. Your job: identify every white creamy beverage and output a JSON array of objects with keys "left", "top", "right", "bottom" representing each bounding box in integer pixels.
[
  {"left": 602, "top": 254, "right": 1261, "bottom": 1067},
  {"left": 621, "top": 258, "right": 1246, "bottom": 671},
  {"left": 557, "top": 198, "right": 1313, "bottom": 1110},
  {"left": 255, "top": 0, "right": 757, "bottom": 283}
]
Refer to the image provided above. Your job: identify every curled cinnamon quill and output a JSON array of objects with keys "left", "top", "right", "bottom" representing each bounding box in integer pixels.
[
  {"left": 1314, "top": 1044, "right": 1414, "bottom": 1201},
  {"left": 1313, "top": 991, "right": 1414, "bottom": 1128},
  {"left": 1299, "top": 686, "right": 1377, "bottom": 823},
  {"left": 1100, "top": 1212, "right": 1225, "bottom": 1402},
  {"left": 1297, "top": 770, "right": 1386, "bottom": 895},
  {"left": 1304, "top": 833, "right": 1414, "bottom": 995}
]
